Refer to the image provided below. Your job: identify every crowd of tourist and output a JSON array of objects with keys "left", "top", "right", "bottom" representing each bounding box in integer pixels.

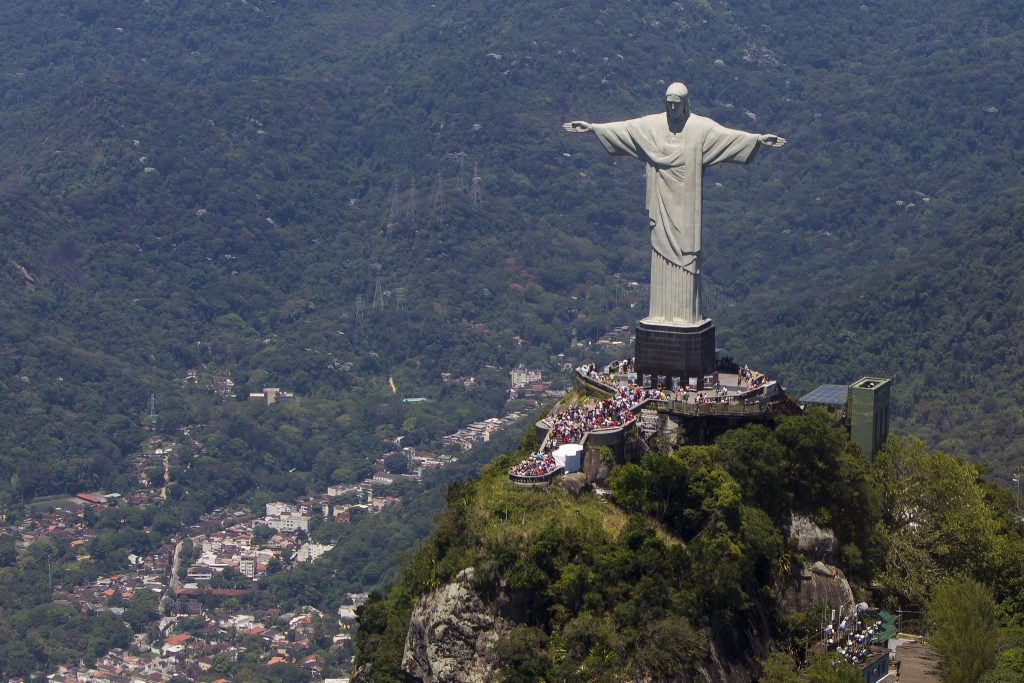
[
  {"left": 677, "top": 391, "right": 732, "bottom": 405},
  {"left": 584, "top": 359, "right": 769, "bottom": 398},
  {"left": 508, "top": 450, "right": 560, "bottom": 479},
  {"left": 509, "top": 369, "right": 665, "bottom": 479},
  {"left": 737, "top": 364, "right": 767, "bottom": 389},
  {"left": 547, "top": 381, "right": 666, "bottom": 446},
  {"left": 510, "top": 359, "right": 776, "bottom": 480}
]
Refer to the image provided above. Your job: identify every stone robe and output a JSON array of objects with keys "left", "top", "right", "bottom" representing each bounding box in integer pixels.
[{"left": 592, "top": 113, "right": 760, "bottom": 324}]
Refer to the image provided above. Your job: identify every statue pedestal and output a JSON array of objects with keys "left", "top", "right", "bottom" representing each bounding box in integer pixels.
[{"left": 635, "top": 318, "right": 717, "bottom": 388}]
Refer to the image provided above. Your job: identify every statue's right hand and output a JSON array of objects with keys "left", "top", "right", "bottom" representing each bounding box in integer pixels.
[{"left": 562, "top": 121, "right": 592, "bottom": 133}]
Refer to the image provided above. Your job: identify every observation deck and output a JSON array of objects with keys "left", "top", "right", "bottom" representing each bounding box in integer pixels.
[{"left": 510, "top": 362, "right": 789, "bottom": 485}]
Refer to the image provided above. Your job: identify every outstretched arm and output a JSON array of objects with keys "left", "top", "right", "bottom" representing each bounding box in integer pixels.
[
  {"left": 759, "top": 133, "right": 787, "bottom": 148},
  {"left": 562, "top": 120, "right": 593, "bottom": 133}
]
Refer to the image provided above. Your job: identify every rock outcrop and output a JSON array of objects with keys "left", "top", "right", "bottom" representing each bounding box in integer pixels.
[
  {"left": 788, "top": 513, "right": 838, "bottom": 564},
  {"left": 581, "top": 445, "right": 610, "bottom": 484},
  {"left": 401, "top": 568, "right": 510, "bottom": 683},
  {"left": 559, "top": 471, "right": 591, "bottom": 496},
  {"left": 782, "top": 515, "right": 855, "bottom": 614},
  {"left": 783, "top": 561, "right": 856, "bottom": 613}
]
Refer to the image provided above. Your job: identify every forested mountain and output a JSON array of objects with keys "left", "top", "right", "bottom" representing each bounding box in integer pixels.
[
  {"left": 354, "top": 422, "right": 1024, "bottom": 681},
  {"left": 1, "top": 0, "right": 1022, "bottom": 573},
  {"left": 1, "top": 0, "right": 1023, "bottom": 678}
]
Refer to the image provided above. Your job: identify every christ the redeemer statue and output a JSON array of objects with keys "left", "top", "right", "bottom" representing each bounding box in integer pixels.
[{"left": 563, "top": 82, "right": 786, "bottom": 326}]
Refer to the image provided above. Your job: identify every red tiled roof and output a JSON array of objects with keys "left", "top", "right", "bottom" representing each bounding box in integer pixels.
[{"left": 164, "top": 634, "right": 193, "bottom": 646}]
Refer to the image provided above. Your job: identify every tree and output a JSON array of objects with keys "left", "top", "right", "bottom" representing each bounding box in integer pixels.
[
  {"left": 875, "top": 437, "right": 1000, "bottom": 606},
  {"left": 803, "top": 652, "right": 862, "bottom": 683},
  {"left": 383, "top": 452, "right": 409, "bottom": 475},
  {"left": 759, "top": 652, "right": 801, "bottom": 683},
  {"left": 493, "top": 624, "right": 549, "bottom": 682},
  {"left": 927, "top": 578, "right": 998, "bottom": 683},
  {"left": 253, "top": 524, "right": 274, "bottom": 545},
  {"left": 980, "top": 648, "right": 1024, "bottom": 683},
  {"left": 715, "top": 424, "right": 792, "bottom": 521},
  {"left": 123, "top": 590, "right": 159, "bottom": 633},
  {"left": 0, "top": 537, "right": 18, "bottom": 568}
]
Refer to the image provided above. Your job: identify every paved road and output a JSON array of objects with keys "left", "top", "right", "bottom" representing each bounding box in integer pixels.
[
  {"left": 894, "top": 640, "right": 943, "bottom": 682},
  {"left": 169, "top": 539, "right": 184, "bottom": 594}
]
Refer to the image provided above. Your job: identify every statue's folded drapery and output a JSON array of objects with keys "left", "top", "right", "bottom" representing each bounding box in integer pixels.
[{"left": 592, "top": 113, "right": 760, "bottom": 325}]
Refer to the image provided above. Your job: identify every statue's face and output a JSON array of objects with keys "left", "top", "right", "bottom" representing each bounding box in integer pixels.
[{"left": 665, "top": 97, "right": 689, "bottom": 122}]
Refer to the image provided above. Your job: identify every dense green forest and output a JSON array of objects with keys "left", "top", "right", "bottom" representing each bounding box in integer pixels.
[
  {"left": 1, "top": 0, "right": 1022, "bottom": 502},
  {"left": 0, "top": 0, "right": 1022, "bottom": 674}
]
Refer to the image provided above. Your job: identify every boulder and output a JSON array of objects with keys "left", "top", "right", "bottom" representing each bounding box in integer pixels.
[
  {"left": 581, "top": 445, "right": 611, "bottom": 484},
  {"left": 788, "top": 514, "right": 838, "bottom": 564},
  {"left": 402, "top": 568, "right": 510, "bottom": 683},
  {"left": 560, "top": 472, "right": 591, "bottom": 496},
  {"left": 782, "top": 561, "right": 855, "bottom": 614}
]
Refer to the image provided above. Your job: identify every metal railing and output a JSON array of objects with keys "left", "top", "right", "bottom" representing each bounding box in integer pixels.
[
  {"left": 508, "top": 466, "right": 565, "bottom": 485},
  {"left": 575, "top": 367, "right": 772, "bottom": 418}
]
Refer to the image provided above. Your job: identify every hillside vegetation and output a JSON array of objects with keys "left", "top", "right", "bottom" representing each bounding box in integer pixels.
[
  {"left": 1, "top": 1, "right": 1022, "bottom": 677},
  {"left": 355, "top": 414, "right": 1024, "bottom": 681}
]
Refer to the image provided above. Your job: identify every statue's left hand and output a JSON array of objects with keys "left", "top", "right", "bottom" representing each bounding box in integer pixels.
[
  {"left": 760, "top": 134, "right": 787, "bottom": 148},
  {"left": 562, "top": 121, "right": 593, "bottom": 133}
]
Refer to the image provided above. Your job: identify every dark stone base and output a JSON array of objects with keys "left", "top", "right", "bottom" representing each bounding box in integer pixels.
[{"left": 635, "top": 318, "right": 717, "bottom": 388}]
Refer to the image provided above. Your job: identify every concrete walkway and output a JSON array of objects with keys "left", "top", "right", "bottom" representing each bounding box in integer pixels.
[{"left": 894, "top": 640, "right": 943, "bottom": 682}]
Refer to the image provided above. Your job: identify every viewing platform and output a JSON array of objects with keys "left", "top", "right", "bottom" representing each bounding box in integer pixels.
[
  {"left": 508, "top": 467, "right": 564, "bottom": 486},
  {"left": 575, "top": 363, "right": 782, "bottom": 418},
  {"left": 509, "top": 361, "right": 789, "bottom": 486},
  {"left": 508, "top": 444, "right": 580, "bottom": 485}
]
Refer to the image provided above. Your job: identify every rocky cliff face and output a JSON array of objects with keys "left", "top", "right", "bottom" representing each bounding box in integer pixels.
[
  {"left": 400, "top": 568, "right": 510, "bottom": 683},
  {"left": 782, "top": 514, "right": 856, "bottom": 614},
  {"left": 361, "top": 514, "right": 855, "bottom": 683},
  {"left": 788, "top": 514, "right": 840, "bottom": 564},
  {"left": 394, "top": 570, "right": 777, "bottom": 683}
]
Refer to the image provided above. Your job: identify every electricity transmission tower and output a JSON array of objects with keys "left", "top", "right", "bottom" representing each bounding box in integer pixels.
[
  {"left": 147, "top": 394, "right": 158, "bottom": 430},
  {"left": 386, "top": 180, "right": 401, "bottom": 241},
  {"left": 470, "top": 161, "right": 482, "bottom": 207},
  {"left": 447, "top": 151, "right": 468, "bottom": 191},
  {"left": 404, "top": 180, "right": 418, "bottom": 229},
  {"left": 432, "top": 171, "right": 445, "bottom": 222},
  {"left": 371, "top": 263, "right": 386, "bottom": 310}
]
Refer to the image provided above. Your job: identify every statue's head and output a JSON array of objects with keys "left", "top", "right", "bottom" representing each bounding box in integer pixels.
[{"left": 665, "top": 82, "right": 690, "bottom": 123}]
